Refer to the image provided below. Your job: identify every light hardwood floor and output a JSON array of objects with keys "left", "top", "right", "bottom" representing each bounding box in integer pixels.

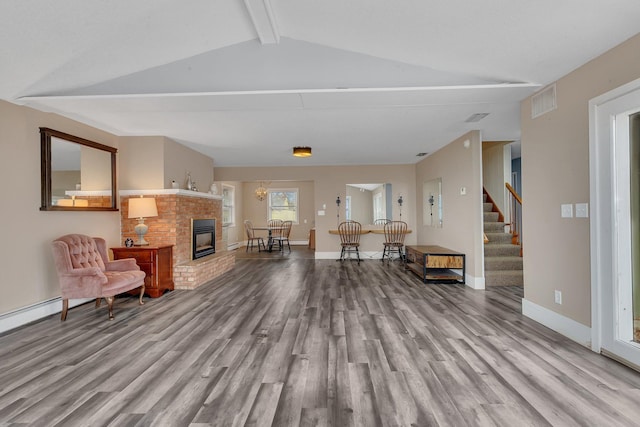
[{"left": 2, "top": 248, "right": 640, "bottom": 426}]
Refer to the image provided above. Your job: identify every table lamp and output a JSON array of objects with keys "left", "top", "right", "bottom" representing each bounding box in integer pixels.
[{"left": 128, "top": 196, "right": 158, "bottom": 246}]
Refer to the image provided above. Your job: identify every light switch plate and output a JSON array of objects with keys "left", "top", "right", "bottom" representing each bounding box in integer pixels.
[
  {"left": 460, "top": 187, "right": 467, "bottom": 195},
  {"left": 575, "top": 203, "right": 589, "bottom": 218},
  {"left": 561, "top": 204, "right": 573, "bottom": 218},
  {"left": 317, "top": 210, "right": 325, "bottom": 216}
]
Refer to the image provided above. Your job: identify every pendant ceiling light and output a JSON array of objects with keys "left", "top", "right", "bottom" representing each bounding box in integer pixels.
[
  {"left": 293, "top": 146, "right": 312, "bottom": 157},
  {"left": 255, "top": 182, "right": 267, "bottom": 201}
]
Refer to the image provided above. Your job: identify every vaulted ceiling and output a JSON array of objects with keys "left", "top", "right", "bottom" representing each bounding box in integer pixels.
[{"left": 3, "top": 1, "right": 640, "bottom": 166}]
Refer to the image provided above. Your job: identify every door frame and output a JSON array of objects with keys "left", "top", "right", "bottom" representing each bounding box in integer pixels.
[{"left": 590, "top": 77, "right": 640, "bottom": 362}]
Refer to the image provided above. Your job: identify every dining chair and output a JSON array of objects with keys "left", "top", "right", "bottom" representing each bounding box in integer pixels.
[
  {"left": 338, "top": 220, "right": 362, "bottom": 264},
  {"left": 244, "top": 220, "right": 265, "bottom": 252},
  {"left": 382, "top": 221, "right": 408, "bottom": 264},
  {"left": 273, "top": 220, "right": 293, "bottom": 252}
]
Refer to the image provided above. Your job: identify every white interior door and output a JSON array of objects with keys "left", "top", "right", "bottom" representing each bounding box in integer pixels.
[{"left": 591, "top": 80, "right": 640, "bottom": 365}]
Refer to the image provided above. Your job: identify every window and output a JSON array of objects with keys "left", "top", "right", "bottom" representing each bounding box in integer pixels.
[
  {"left": 268, "top": 188, "right": 298, "bottom": 223},
  {"left": 222, "top": 185, "right": 234, "bottom": 226},
  {"left": 345, "top": 196, "right": 352, "bottom": 220},
  {"left": 373, "top": 192, "right": 384, "bottom": 221}
]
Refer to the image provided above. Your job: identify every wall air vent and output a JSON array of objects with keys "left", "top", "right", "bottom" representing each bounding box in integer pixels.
[{"left": 531, "top": 83, "right": 557, "bottom": 119}]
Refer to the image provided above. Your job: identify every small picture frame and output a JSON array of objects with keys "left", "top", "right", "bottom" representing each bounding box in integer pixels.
[{"left": 125, "top": 238, "right": 134, "bottom": 248}]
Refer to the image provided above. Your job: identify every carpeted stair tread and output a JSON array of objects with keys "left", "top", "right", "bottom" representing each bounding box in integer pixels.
[
  {"left": 484, "top": 212, "right": 500, "bottom": 222},
  {"left": 484, "top": 222, "right": 506, "bottom": 232},
  {"left": 484, "top": 244, "right": 521, "bottom": 256},
  {"left": 484, "top": 232, "right": 513, "bottom": 243},
  {"left": 484, "top": 256, "right": 523, "bottom": 270},
  {"left": 485, "top": 270, "right": 524, "bottom": 286},
  {"left": 483, "top": 190, "right": 523, "bottom": 287}
]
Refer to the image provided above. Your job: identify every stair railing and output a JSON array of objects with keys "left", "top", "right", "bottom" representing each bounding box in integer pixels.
[{"left": 505, "top": 182, "right": 523, "bottom": 252}]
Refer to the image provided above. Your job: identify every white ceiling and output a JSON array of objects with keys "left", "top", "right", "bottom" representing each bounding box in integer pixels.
[{"left": 3, "top": 0, "right": 640, "bottom": 167}]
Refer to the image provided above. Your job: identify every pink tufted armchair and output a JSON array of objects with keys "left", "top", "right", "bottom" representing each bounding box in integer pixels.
[{"left": 51, "top": 234, "right": 146, "bottom": 321}]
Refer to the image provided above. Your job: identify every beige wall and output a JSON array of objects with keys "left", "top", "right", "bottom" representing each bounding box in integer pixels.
[
  {"left": 163, "top": 139, "right": 214, "bottom": 191},
  {"left": 119, "top": 136, "right": 214, "bottom": 191},
  {"left": 118, "top": 136, "right": 165, "bottom": 189},
  {"left": 0, "top": 100, "right": 121, "bottom": 314},
  {"left": 241, "top": 180, "right": 315, "bottom": 241},
  {"left": 215, "top": 165, "right": 416, "bottom": 253},
  {"left": 521, "top": 33, "right": 640, "bottom": 326},
  {"left": 415, "top": 131, "right": 484, "bottom": 281}
]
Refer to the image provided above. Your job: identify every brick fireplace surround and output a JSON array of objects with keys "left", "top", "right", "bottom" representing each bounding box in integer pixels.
[{"left": 119, "top": 190, "right": 235, "bottom": 290}]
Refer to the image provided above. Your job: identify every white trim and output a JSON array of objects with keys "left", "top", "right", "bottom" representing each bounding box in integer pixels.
[
  {"left": 0, "top": 297, "right": 93, "bottom": 334},
  {"left": 119, "top": 189, "right": 223, "bottom": 200},
  {"left": 465, "top": 274, "right": 485, "bottom": 290},
  {"left": 227, "top": 242, "right": 241, "bottom": 251},
  {"left": 18, "top": 83, "right": 541, "bottom": 102},
  {"left": 589, "top": 76, "right": 640, "bottom": 353},
  {"left": 522, "top": 298, "right": 591, "bottom": 347},
  {"left": 315, "top": 251, "right": 383, "bottom": 260},
  {"left": 240, "top": 240, "right": 309, "bottom": 247}
]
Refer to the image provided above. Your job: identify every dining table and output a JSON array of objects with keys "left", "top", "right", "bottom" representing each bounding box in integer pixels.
[{"left": 252, "top": 225, "right": 284, "bottom": 252}]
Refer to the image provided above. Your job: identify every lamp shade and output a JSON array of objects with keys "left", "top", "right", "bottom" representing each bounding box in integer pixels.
[
  {"left": 293, "top": 146, "right": 312, "bottom": 157},
  {"left": 128, "top": 197, "right": 158, "bottom": 219}
]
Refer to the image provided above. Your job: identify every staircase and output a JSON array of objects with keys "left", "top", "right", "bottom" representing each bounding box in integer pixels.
[{"left": 483, "top": 193, "right": 523, "bottom": 286}]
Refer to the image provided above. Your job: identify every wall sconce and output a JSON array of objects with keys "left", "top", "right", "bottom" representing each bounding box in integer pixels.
[
  {"left": 255, "top": 181, "right": 268, "bottom": 201},
  {"left": 336, "top": 195, "right": 341, "bottom": 226},
  {"left": 128, "top": 196, "right": 158, "bottom": 246},
  {"left": 397, "top": 195, "right": 403, "bottom": 219}
]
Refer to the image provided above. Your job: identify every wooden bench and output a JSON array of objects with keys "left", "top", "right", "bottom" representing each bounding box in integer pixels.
[{"left": 405, "top": 245, "right": 465, "bottom": 284}]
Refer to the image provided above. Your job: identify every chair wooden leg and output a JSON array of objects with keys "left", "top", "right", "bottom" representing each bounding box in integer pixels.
[
  {"left": 139, "top": 285, "right": 145, "bottom": 305},
  {"left": 105, "top": 296, "right": 115, "bottom": 320},
  {"left": 61, "top": 299, "right": 69, "bottom": 321},
  {"left": 95, "top": 298, "right": 101, "bottom": 308}
]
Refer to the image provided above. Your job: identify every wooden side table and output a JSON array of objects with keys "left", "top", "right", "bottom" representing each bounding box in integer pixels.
[
  {"left": 111, "top": 245, "right": 174, "bottom": 298},
  {"left": 405, "top": 245, "right": 465, "bottom": 284}
]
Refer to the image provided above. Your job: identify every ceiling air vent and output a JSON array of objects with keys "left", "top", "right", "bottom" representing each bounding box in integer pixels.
[{"left": 531, "top": 84, "right": 557, "bottom": 119}]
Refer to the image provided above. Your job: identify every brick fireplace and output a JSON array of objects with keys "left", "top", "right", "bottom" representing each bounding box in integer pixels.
[{"left": 120, "top": 189, "right": 235, "bottom": 290}]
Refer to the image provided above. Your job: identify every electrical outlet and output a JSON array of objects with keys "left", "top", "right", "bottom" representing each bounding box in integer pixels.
[
  {"left": 561, "top": 204, "right": 573, "bottom": 218},
  {"left": 460, "top": 187, "right": 467, "bottom": 195},
  {"left": 554, "top": 290, "right": 562, "bottom": 305}
]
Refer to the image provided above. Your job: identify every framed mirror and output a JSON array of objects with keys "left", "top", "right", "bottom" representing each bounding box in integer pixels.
[
  {"left": 345, "top": 183, "right": 392, "bottom": 224},
  {"left": 423, "top": 178, "right": 442, "bottom": 227},
  {"left": 40, "top": 127, "right": 117, "bottom": 211}
]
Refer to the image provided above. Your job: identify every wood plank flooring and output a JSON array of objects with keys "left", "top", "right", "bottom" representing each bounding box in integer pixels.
[{"left": 2, "top": 249, "right": 640, "bottom": 426}]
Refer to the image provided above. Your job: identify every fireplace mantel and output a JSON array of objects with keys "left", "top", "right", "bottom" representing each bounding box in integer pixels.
[{"left": 120, "top": 189, "right": 222, "bottom": 200}]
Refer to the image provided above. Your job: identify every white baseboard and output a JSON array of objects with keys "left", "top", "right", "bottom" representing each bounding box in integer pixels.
[
  {"left": 465, "top": 274, "right": 485, "bottom": 290},
  {"left": 522, "top": 298, "right": 591, "bottom": 347},
  {"left": 227, "top": 242, "right": 241, "bottom": 251},
  {"left": 0, "top": 297, "right": 93, "bottom": 335},
  {"left": 240, "top": 240, "right": 309, "bottom": 249},
  {"left": 314, "top": 251, "right": 383, "bottom": 260}
]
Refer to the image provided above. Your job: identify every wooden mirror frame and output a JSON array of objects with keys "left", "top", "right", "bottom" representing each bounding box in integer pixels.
[{"left": 40, "top": 127, "right": 118, "bottom": 211}]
